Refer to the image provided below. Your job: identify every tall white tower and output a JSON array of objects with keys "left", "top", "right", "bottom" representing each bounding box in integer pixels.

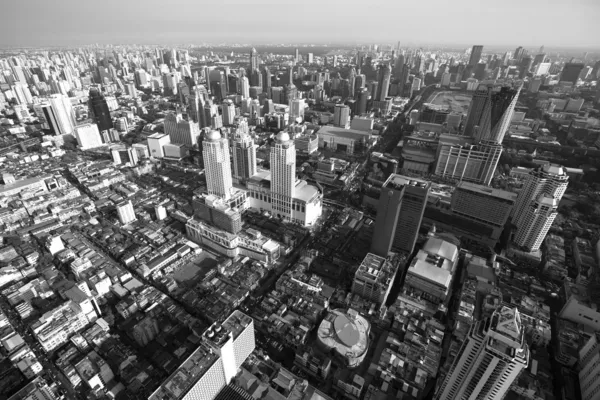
[
  {"left": 203, "top": 130, "right": 233, "bottom": 200},
  {"left": 436, "top": 306, "right": 529, "bottom": 400},
  {"left": 240, "top": 76, "right": 250, "bottom": 99},
  {"left": 270, "top": 131, "right": 296, "bottom": 219},
  {"left": 512, "top": 164, "right": 568, "bottom": 251},
  {"left": 48, "top": 94, "right": 76, "bottom": 135}
]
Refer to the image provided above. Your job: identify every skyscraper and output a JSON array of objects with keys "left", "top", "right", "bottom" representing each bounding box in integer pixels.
[
  {"left": 88, "top": 87, "right": 113, "bottom": 131},
  {"left": 250, "top": 48, "right": 259, "bottom": 73},
  {"left": 465, "top": 84, "right": 521, "bottom": 143},
  {"left": 232, "top": 133, "right": 257, "bottom": 183},
  {"left": 203, "top": 130, "right": 233, "bottom": 200},
  {"left": 222, "top": 100, "right": 236, "bottom": 125},
  {"left": 468, "top": 45, "right": 484, "bottom": 66},
  {"left": 240, "top": 76, "right": 250, "bottom": 99},
  {"left": 512, "top": 164, "right": 568, "bottom": 252},
  {"left": 262, "top": 66, "right": 272, "bottom": 94},
  {"left": 42, "top": 94, "right": 76, "bottom": 135},
  {"left": 435, "top": 306, "right": 529, "bottom": 400},
  {"left": 560, "top": 62, "right": 585, "bottom": 85},
  {"left": 376, "top": 63, "right": 391, "bottom": 101},
  {"left": 270, "top": 132, "right": 296, "bottom": 219},
  {"left": 371, "top": 175, "right": 430, "bottom": 257}
]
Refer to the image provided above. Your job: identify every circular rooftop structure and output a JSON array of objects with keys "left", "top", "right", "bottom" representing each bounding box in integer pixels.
[
  {"left": 276, "top": 131, "right": 290, "bottom": 143},
  {"left": 316, "top": 308, "right": 370, "bottom": 369},
  {"left": 333, "top": 314, "right": 360, "bottom": 347},
  {"left": 205, "top": 130, "right": 221, "bottom": 141}
]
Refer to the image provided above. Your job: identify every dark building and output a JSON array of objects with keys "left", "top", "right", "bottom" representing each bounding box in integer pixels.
[
  {"left": 469, "top": 45, "right": 484, "bottom": 66},
  {"left": 376, "top": 63, "right": 391, "bottom": 101},
  {"left": 88, "top": 87, "right": 113, "bottom": 131},
  {"left": 371, "top": 175, "right": 431, "bottom": 257},
  {"left": 262, "top": 67, "right": 272, "bottom": 94},
  {"left": 357, "top": 88, "right": 369, "bottom": 115},
  {"left": 192, "top": 194, "right": 243, "bottom": 234},
  {"left": 560, "top": 63, "right": 585, "bottom": 85}
]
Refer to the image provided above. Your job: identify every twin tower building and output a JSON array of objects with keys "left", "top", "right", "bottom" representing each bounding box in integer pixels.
[{"left": 186, "top": 129, "right": 322, "bottom": 258}]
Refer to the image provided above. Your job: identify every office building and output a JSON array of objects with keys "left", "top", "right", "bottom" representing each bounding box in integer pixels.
[
  {"left": 333, "top": 104, "right": 350, "bottom": 128},
  {"left": 203, "top": 130, "right": 233, "bottom": 200},
  {"left": 402, "top": 236, "right": 459, "bottom": 310},
  {"left": 34, "top": 94, "right": 76, "bottom": 135},
  {"left": 560, "top": 63, "right": 585, "bottom": 85},
  {"left": 579, "top": 333, "right": 600, "bottom": 400},
  {"left": 222, "top": 100, "right": 236, "bottom": 125},
  {"left": 376, "top": 63, "right": 391, "bottom": 101},
  {"left": 147, "top": 133, "right": 171, "bottom": 158},
  {"left": 371, "top": 174, "right": 430, "bottom": 257},
  {"left": 352, "top": 253, "right": 399, "bottom": 306},
  {"left": 149, "top": 310, "right": 255, "bottom": 400},
  {"left": 192, "top": 193, "right": 244, "bottom": 234},
  {"left": 88, "top": 87, "right": 113, "bottom": 131},
  {"left": 232, "top": 133, "right": 257, "bottom": 183},
  {"left": 435, "top": 306, "right": 529, "bottom": 400},
  {"left": 262, "top": 67, "right": 272, "bottom": 94},
  {"left": 435, "top": 136, "right": 502, "bottom": 185},
  {"left": 75, "top": 123, "right": 103, "bottom": 150},
  {"left": 250, "top": 48, "right": 259, "bottom": 73},
  {"left": 512, "top": 164, "right": 568, "bottom": 252},
  {"left": 240, "top": 76, "right": 250, "bottom": 99},
  {"left": 116, "top": 200, "right": 136, "bottom": 225},
  {"left": 468, "top": 45, "right": 483, "bottom": 66},
  {"left": 290, "top": 98, "right": 305, "bottom": 121},
  {"left": 451, "top": 182, "right": 517, "bottom": 228},
  {"left": 270, "top": 131, "right": 296, "bottom": 218},
  {"left": 165, "top": 112, "right": 201, "bottom": 147},
  {"left": 464, "top": 84, "right": 521, "bottom": 142}
]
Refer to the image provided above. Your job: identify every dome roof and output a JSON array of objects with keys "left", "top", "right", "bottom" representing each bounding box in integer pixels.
[
  {"left": 205, "top": 130, "right": 221, "bottom": 141},
  {"left": 276, "top": 131, "right": 290, "bottom": 143}
]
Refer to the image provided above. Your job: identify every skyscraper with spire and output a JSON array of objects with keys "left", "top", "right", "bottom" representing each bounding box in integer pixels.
[{"left": 435, "top": 306, "right": 529, "bottom": 400}]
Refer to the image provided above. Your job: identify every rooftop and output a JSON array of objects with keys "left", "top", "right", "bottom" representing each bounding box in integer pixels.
[
  {"left": 456, "top": 181, "right": 517, "bottom": 201},
  {"left": 317, "top": 126, "right": 371, "bottom": 140}
]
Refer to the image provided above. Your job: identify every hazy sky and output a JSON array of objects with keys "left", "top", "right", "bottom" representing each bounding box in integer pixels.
[{"left": 2, "top": 0, "right": 600, "bottom": 49}]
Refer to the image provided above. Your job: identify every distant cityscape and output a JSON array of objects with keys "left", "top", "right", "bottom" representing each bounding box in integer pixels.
[{"left": 0, "top": 40, "right": 599, "bottom": 400}]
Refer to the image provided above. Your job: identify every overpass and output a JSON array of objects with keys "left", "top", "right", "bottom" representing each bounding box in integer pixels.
[
  {"left": 503, "top": 137, "right": 600, "bottom": 157},
  {"left": 0, "top": 138, "right": 41, "bottom": 156}
]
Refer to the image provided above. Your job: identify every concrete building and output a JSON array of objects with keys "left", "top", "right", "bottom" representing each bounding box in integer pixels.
[
  {"left": 116, "top": 200, "right": 136, "bottom": 225},
  {"left": 165, "top": 112, "right": 201, "bottom": 147},
  {"left": 147, "top": 133, "right": 171, "bottom": 159},
  {"left": 351, "top": 253, "right": 399, "bottom": 306},
  {"left": 192, "top": 192, "right": 244, "bottom": 234},
  {"left": 75, "top": 123, "right": 103, "bottom": 150},
  {"left": 232, "top": 134, "right": 257, "bottom": 184},
  {"left": 333, "top": 104, "right": 350, "bottom": 128},
  {"left": 270, "top": 131, "right": 297, "bottom": 220},
  {"left": 579, "top": 332, "right": 600, "bottom": 400},
  {"left": 203, "top": 130, "right": 233, "bottom": 200},
  {"left": 371, "top": 175, "right": 430, "bottom": 257},
  {"left": 318, "top": 125, "right": 371, "bottom": 155},
  {"left": 512, "top": 164, "right": 568, "bottom": 252},
  {"left": 31, "top": 301, "right": 91, "bottom": 352},
  {"left": 451, "top": 182, "right": 516, "bottom": 229},
  {"left": 149, "top": 310, "right": 255, "bottom": 400},
  {"left": 436, "top": 306, "right": 529, "bottom": 400},
  {"left": 222, "top": 100, "right": 236, "bottom": 125},
  {"left": 316, "top": 309, "right": 370, "bottom": 369}
]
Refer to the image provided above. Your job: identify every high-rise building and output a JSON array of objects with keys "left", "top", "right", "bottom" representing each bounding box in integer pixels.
[
  {"left": 451, "top": 182, "right": 517, "bottom": 229},
  {"left": 240, "top": 76, "right": 250, "bottom": 99},
  {"left": 375, "top": 63, "right": 391, "bottom": 101},
  {"left": 262, "top": 67, "right": 271, "bottom": 94},
  {"left": 290, "top": 98, "right": 305, "bottom": 121},
  {"left": 560, "top": 62, "right": 585, "bottom": 85},
  {"left": 38, "top": 94, "right": 76, "bottom": 135},
  {"left": 270, "top": 132, "right": 296, "bottom": 219},
  {"left": 232, "top": 133, "right": 257, "bottom": 183},
  {"left": 463, "top": 83, "right": 521, "bottom": 142},
  {"left": 165, "top": 112, "right": 201, "bottom": 147},
  {"left": 116, "top": 200, "right": 136, "bottom": 225},
  {"left": 333, "top": 104, "right": 350, "bottom": 128},
  {"left": 512, "top": 164, "right": 568, "bottom": 252},
  {"left": 149, "top": 310, "right": 255, "bottom": 400},
  {"left": 203, "top": 130, "right": 233, "bottom": 200},
  {"left": 468, "top": 45, "right": 484, "bottom": 66},
  {"left": 222, "top": 100, "right": 236, "bottom": 125},
  {"left": 435, "top": 306, "right": 529, "bottom": 400},
  {"left": 579, "top": 332, "right": 600, "bottom": 400},
  {"left": 250, "top": 48, "right": 259, "bottom": 73},
  {"left": 371, "top": 174, "right": 430, "bottom": 257},
  {"left": 88, "top": 87, "right": 113, "bottom": 131},
  {"left": 74, "top": 123, "right": 103, "bottom": 150}
]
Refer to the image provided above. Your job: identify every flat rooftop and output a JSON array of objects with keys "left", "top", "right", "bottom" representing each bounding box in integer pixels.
[
  {"left": 456, "top": 181, "right": 518, "bottom": 201},
  {"left": 318, "top": 126, "right": 372, "bottom": 140}
]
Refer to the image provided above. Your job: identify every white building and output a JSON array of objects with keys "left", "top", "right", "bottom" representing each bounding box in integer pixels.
[
  {"left": 512, "top": 164, "right": 568, "bottom": 252},
  {"left": 147, "top": 133, "right": 171, "bottom": 159},
  {"left": 75, "top": 123, "right": 103, "bottom": 150},
  {"left": 436, "top": 306, "right": 529, "bottom": 400},
  {"left": 270, "top": 132, "right": 296, "bottom": 219},
  {"left": 116, "top": 200, "right": 136, "bottom": 225},
  {"left": 290, "top": 99, "right": 305, "bottom": 121},
  {"left": 203, "top": 130, "right": 233, "bottom": 200},
  {"left": 240, "top": 76, "right": 250, "bottom": 99},
  {"left": 579, "top": 333, "right": 600, "bottom": 400},
  {"left": 149, "top": 310, "right": 255, "bottom": 400}
]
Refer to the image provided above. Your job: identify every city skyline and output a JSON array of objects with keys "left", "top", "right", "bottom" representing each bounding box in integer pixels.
[{"left": 2, "top": 0, "right": 600, "bottom": 48}]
